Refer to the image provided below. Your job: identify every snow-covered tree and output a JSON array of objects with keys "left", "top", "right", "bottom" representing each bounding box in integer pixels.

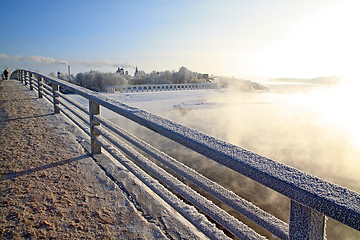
[
  {"left": 75, "top": 71, "right": 128, "bottom": 91},
  {"left": 172, "top": 66, "right": 199, "bottom": 84}
]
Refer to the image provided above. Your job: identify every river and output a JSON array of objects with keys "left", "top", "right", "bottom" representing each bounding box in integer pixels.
[{"left": 110, "top": 82, "right": 360, "bottom": 239}]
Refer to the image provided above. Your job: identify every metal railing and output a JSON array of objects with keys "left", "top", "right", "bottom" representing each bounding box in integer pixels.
[{"left": 10, "top": 69, "right": 360, "bottom": 239}]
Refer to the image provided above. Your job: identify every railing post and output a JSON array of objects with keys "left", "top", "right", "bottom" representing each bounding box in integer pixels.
[
  {"left": 29, "top": 73, "right": 33, "bottom": 90},
  {"left": 37, "top": 76, "right": 43, "bottom": 98},
  {"left": 24, "top": 71, "right": 28, "bottom": 85},
  {"left": 289, "top": 200, "right": 326, "bottom": 240},
  {"left": 52, "top": 83, "right": 60, "bottom": 114},
  {"left": 89, "top": 100, "right": 101, "bottom": 155}
]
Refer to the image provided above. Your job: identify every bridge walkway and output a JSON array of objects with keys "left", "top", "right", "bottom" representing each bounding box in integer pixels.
[{"left": 0, "top": 79, "right": 200, "bottom": 239}]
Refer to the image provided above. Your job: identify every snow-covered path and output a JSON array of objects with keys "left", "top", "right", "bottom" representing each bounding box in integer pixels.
[{"left": 0, "top": 80, "right": 205, "bottom": 239}]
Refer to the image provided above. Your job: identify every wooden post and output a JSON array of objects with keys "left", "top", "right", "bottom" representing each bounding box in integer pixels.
[
  {"left": 89, "top": 100, "right": 101, "bottom": 155},
  {"left": 24, "top": 71, "right": 28, "bottom": 85},
  {"left": 289, "top": 200, "right": 326, "bottom": 240},
  {"left": 29, "top": 73, "right": 33, "bottom": 90},
  {"left": 37, "top": 76, "right": 43, "bottom": 98},
  {"left": 52, "top": 83, "right": 60, "bottom": 114}
]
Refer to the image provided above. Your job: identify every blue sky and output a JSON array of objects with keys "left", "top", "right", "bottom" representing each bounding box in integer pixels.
[{"left": 1, "top": 0, "right": 359, "bottom": 79}]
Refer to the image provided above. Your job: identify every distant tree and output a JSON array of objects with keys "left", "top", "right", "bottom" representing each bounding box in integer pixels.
[
  {"left": 75, "top": 71, "right": 128, "bottom": 91},
  {"left": 172, "top": 66, "right": 198, "bottom": 84},
  {"left": 157, "top": 70, "right": 173, "bottom": 84},
  {"left": 128, "top": 66, "right": 207, "bottom": 85},
  {"left": 130, "top": 70, "right": 148, "bottom": 85},
  {"left": 217, "top": 76, "right": 267, "bottom": 91},
  {"left": 74, "top": 66, "right": 210, "bottom": 91}
]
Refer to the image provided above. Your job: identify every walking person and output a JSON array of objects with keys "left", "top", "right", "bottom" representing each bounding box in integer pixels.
[{"left": 3, "top": 69, "right": 9, "bottom": 80}]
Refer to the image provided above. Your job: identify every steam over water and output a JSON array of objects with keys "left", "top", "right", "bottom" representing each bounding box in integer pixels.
[
  {"left": 173, "top": 83, "right": 360, "bottom": 191},
  {"left": 112, "top": 82, "right": 360, "bottom": 239}
]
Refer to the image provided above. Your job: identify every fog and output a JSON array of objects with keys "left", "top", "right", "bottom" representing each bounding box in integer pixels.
[
  {"left": 157, "top": 82, "right": 360, "bottom": 192},
  {"left": 109, "top": 81, "right": 360, "bottom": 239}
]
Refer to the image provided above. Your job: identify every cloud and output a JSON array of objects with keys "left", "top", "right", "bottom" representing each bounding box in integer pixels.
[
  {"left": 76, "top": 60, "right": 135, "bottom": 69},
  {"left": 0, "top": 53, "right": 135, "bottom": 69},
  {"left": 0, "top": 53, "right": 68, "bottom": 65}
]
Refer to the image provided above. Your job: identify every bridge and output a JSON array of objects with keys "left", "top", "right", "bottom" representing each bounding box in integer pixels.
[
  {"left": 104, "top": 82, "right": 219, "bottom": 93},
  {"left": 4, "top": 69, "right": 360, "bottom": 239}
]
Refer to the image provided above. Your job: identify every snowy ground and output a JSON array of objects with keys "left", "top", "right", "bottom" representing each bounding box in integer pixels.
[
  {"left": 68, "top": 89, "right": 224, "bottom": 119},
  {"left": 106, "top": 89, "right": 223, "bottom": 113}
]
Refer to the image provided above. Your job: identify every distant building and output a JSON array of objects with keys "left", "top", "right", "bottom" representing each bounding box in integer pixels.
[
  {"left": 134, "top": 66, "right": 139, "bottom": 77},
  {"left": 202, "top": 73, "right": 215, "bottom": 83},
  {"left": 116, "top": 67, "right": 125, "bottom": 75}
]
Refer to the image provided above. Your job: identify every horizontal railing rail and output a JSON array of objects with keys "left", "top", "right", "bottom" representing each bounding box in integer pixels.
[{"left": 10, "top": 69, "right": 360, "bottom": 239}]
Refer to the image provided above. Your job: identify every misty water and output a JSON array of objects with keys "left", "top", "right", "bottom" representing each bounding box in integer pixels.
[{"left": 111, "top": 82, "right": 360, "bottom": 239}]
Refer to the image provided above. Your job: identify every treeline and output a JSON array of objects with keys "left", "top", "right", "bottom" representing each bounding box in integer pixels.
[
  {"left": 132, "top": 66, "right": 206, "bottom": 85},
  {"left": 217, "top": 76, "right": 268, "bottom": 91},
  {"left": 72, "top": 66, "right": 207, "bottom": 91},
  {"left": 74, "top": 71, "right": 128, "bottom": 91},
  {"left": 55, "top": 66, "right": 267, "bottom": 92}
]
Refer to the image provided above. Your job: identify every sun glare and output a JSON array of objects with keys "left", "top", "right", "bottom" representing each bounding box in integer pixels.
[
  {"left": 301, "top": 76, "right": 360, "bottom": 150},
  {"left": 252, "top": 0, "right": 360, "bottom": 78}
]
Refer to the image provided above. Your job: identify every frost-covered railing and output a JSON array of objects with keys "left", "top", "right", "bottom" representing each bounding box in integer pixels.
[
  {"left": 11, "top": 69, "right": 360, "bottom": 239},
  {"left": 105, "top": 82, "right": 219, "bottom": 93}
]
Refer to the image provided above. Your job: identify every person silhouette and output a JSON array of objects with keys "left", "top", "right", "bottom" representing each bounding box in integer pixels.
[{"left": 3, "top": 69, "right": 9, "bottom": 80}]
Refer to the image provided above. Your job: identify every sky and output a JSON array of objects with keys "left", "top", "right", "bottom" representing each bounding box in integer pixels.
[{"left": 1, "top": 0, "right": 359, "bottom": 80}]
